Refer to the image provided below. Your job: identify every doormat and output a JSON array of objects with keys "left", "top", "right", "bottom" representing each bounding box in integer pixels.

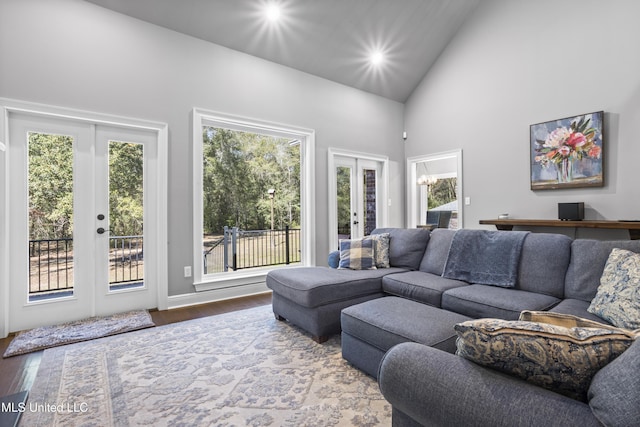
[{"left": 2, "top": 310, "right": 155, "bottom": 358}]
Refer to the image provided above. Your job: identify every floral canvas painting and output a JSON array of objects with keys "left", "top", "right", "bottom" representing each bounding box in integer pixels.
[{"left": 530, "top": 111, "right": 604, "bottom": 190}]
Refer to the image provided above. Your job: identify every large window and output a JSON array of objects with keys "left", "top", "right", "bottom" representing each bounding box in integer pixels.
[{"left": 193, "top": 110, "right": 315, "bottom": 289}]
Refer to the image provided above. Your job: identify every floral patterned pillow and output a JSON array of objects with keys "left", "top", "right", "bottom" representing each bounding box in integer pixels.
[
  {"left": 366, "top": 233, "right": 391, "bottom": 269},
  {"left": 588, "top": 248, "right": 640, "bottom": 330},
  {"left": 454, "top": 311, "right": 638, "bottom": 402},
  {"left": 338, "top": 238, "right": 376, "bottom": 270}
]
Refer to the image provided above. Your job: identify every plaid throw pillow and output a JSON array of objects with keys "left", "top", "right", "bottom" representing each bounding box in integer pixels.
[{"left": 338, "top": 238, "right": 376, "bottom": 270}]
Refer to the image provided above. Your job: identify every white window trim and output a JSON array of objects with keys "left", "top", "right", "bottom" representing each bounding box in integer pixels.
[
  {"left": 0, "top": 98, "right": 169, "bottom": 338},
  {"left": 192, "top": 108, "right": 315, "bottom": 292},
  {"left": 327, "top": 148, "right": 389, "bottom": 252}
]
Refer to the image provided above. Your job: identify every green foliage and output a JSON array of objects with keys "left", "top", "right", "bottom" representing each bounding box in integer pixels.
[
  {"left": 28, "top": 133, "right": 74, "bottom": 239},
  {"left": 202, "top": 127, "right": 301, "bottom": 234},
  {"left": 428, "top": 177, "right": 457, "bottom": 210},
  {"left": 27, "top": 127, "right": 301, "bottom": 241},
  {"left": 109, "top": 142, "right": 144, "bottom": 235},
  {"left": 336, "top": 167, "right": 352, "bottom": 234},
  {"left": 28, "top": 133, "right": 145, "bottom": 240}
]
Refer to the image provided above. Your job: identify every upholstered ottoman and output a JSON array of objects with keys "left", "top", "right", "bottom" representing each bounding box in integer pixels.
[
  {"left": 341, "top": 296, "right": 472, "bottom": 378},
  {"left": 267, "top": 266, "right": 407, "bottom": 343}
]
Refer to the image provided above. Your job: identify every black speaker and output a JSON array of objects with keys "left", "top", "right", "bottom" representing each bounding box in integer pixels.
[{"left": 558, "top": 202, "right": 584, "bottom": 221}]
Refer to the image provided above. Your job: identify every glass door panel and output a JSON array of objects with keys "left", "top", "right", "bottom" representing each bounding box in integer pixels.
[
  {"left": 362, "top": 168, "right": 377, "bottom": 236},
  {"left": 28, "top": 132, "right": 75, "bottom": 301},
  {"left": 336, "top": 165, "right": 354, "bottom": 241},
  {"left": 108, "top": 140, "right": 144, "bottom": 291}
]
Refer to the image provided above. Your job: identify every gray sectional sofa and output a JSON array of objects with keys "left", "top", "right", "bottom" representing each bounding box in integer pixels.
[{"left": 266, "top": 227, "right": 640, "bottom": 426}]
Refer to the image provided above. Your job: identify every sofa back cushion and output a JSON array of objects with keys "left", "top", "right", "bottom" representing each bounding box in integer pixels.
[
  {"left": 516, "top": 233, "right": 572, "bottom": 298},
  {"left": 419, "top": 229, "right": 456, "bottom": 275},
  {"left": 372, "top": 228, "right": 431, "bottom": 270},
  {"left": 565, "top": 239, "right": 640, "bottom": 301}
]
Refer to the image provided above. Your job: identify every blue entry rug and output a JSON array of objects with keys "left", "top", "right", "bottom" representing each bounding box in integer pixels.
[{"left": 2, "top": 310, "right": 155, "bottom": 358}]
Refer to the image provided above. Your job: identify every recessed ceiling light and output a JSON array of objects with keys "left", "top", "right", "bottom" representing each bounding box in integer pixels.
[
  {"left": 370, "top": 51, "right": 384, "bottom": 66},
  {"left": 265, "top": 3, "right": 281, "bottom": 22}
]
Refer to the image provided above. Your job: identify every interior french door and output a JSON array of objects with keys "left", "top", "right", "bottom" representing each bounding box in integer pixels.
[
  {"left": 334, "top": 156, "right": 382, "bottom": 246},
  {"left": 7, "top": 112, "right": 158, "bottom": 332}
]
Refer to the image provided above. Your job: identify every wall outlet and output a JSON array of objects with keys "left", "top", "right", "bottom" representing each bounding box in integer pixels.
[
  {"left": 465, "top": 197, "right": 471, "bottom": 206},
  {"left": 184, "top": 266, "right": 192, "bottom": 278}
]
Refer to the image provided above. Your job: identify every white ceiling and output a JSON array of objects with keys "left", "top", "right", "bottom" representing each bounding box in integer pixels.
[{"left": 85, "top": 0, "right": 480, "bottom": 102}]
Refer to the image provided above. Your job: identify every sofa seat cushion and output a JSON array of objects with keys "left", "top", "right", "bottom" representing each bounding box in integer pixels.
[
  {"left": 341, "top": 296, "right": 472, "bottom": 355},
  {"left": 382, "top": 271, "right": 468, "bottom": 307},
  {"left": 550, "top": 299, "right": 613, "bottom": 325},
  {"left": 266, "top": 266, "right": 406, "bottom": 308},
  {"left": 442, "top": 284, "right": 561, "bottom": 320}
]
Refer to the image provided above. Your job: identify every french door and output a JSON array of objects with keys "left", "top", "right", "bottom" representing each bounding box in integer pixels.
[
  {"left": 7, "top": 112, "right": 160, "bottom": 332},
  {"left": 330, "top": 150, "right": 388, "bottom": 250}
]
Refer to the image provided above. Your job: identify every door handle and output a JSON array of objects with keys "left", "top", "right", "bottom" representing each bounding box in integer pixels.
[
  {"left": 97, "top": 227, "right": 111, "bottom": 235},
  {"left": 353, "top": 221, "right": 359, "bottom": 225}
]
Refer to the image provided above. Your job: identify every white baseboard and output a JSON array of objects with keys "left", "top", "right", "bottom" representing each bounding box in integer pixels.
[{"left": 166, "top": 282, "right": 271, "bottom": 310}]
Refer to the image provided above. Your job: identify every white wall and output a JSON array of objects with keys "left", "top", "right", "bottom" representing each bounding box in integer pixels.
[
  {"left": 405, "top": 0, "right": 640, "bottom": 239},
  {"left": 0, "top": 0, "right": 405, "bottom": 297}
]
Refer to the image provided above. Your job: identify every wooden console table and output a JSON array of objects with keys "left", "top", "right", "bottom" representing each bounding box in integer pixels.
[{"left": 479, "top": 219, "right": 640, "bottom": 240}]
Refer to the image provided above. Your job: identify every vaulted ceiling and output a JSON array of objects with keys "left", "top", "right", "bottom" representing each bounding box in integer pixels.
[{"left": 86, "top": 0, "right": 480, "bottom": 102}]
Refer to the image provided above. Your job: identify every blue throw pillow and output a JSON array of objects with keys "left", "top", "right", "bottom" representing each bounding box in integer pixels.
[
  {"left": 327, "top": 250, "right": 340, "bottom": 269},
  {"left": 338, "top": 238, "right": 376, "bottom": 270}
]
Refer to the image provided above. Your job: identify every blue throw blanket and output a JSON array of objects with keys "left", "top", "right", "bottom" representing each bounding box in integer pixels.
[{"left": 443, "top": 230, "right": 529, "bottom": 288}]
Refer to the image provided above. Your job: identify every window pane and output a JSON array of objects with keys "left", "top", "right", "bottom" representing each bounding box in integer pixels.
[
  {"left": 363, "top": 169, "right": 376, "bottom": 236},
  {"left": 28, "top": 132, "right": 74, "bottom": 300},
  {"left": 336, "top": 166, "right": 352, "bottom": 240},
  {"left": 202, "top": 127, "right": 301, "bottom": 274},
  {"left": 108, "top": 141, "right": 144, "bottom": 290}
]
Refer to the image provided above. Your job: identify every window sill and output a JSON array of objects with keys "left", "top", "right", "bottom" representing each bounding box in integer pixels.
[{"left": 193, "top": 266, "right": 284, "bottom": 292}]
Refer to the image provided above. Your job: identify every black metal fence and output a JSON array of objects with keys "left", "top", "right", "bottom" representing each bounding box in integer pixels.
[
  {"left": 109, "top": 236, "right": 143, "bottom": 284},
  {"left": 29, "top": 238, "right": 74, "bottom": 295},
  {"left": 29, "top": 227, "right": 300, "bottom": 295},
  {"left": 29, "top": 235, "right": 143, "bottom": 295},
  {"left": 203, "top": 226, "right": 301, "bottom": 274}
]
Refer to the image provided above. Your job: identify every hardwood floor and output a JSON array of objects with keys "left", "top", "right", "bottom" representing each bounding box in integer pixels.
[{"left": 0, "top": 292, "right": 272, "bottom": 398}]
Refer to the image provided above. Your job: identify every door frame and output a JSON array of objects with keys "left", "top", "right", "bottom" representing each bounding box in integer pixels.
[
  {"left": 0, "top": 98, "right": 168, "bottom": 337},
  {"left": 327, "top": 148, "right": 389, "bottom": 251}
]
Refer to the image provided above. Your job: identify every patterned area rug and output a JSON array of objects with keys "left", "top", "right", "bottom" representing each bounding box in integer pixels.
[
  {"left": 3, "top": 310, "right": 155, "bottom": 358},
  {"left": 21, "top": 305, "right": 390, "bottom": 426}
]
